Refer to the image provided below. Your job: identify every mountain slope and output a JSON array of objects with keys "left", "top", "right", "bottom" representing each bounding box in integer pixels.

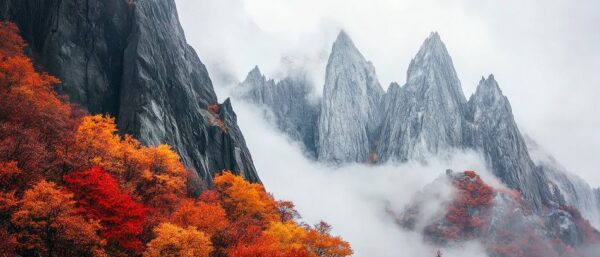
[
  {"left": 377, "top": 32, "right": 467, "bottom": 162},
  {"left": 238, "top": 66, "right": 320, "bottom": 157},
  {"left": 317, "top": 31, "right": 385, "bottom": 163},
  {"left": 237, "top": 31, "right": 600, "bottom": 228},
  {"left": 0, "top": 0, "right": 259, "bottom": 189},
  {"left": 464, "top": 75, "right": 550, "bottom": 210}
]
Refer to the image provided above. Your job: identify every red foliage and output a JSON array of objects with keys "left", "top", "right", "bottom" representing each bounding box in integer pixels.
[
  {"left": 0, "top": 21, "right": 352, "bottom": 257},
  {"left": 0, "top": 22, "right": 80, "bottom": 187},
  {"left": 64, "top": 166, "right": 147, "bottom": 253},
  {"left": 208, "top": 103, "right": 221, "bottom": 114},
  {"left": 560, "top": 205, "right": 600, "bottom": 244},
  {"left": 199, "top": 189, "right": 220, "bottom": 204},
  {"left": 429, "top": 171, "right": 494, "bottom": 241}
]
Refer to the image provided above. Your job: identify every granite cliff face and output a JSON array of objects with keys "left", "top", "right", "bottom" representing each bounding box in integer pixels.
[
  {"left": 377, "top": 33, "right": 466, "bottom": 163},
  {"left": 0, "top": 0, "right": 259, "bottom": 189},
  {"left": 238, "top": 31, "right": 600, "bottom": 228},
  {"left": 238, "top": 66, "right": 320, "bottom": 157},
  {"left": 317, "top": 31, "right": 385, "bottom": 163},
  {"left": 464, "top": 76, "right": 550, "bottom": 210},
  {"left": 398, "top": 171, "right": 600, "bottom": 255}
]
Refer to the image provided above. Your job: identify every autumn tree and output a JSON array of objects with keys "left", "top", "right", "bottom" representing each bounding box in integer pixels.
[
  {"left": 265, "top": 221, "right": 308, "bottom": 251},
  {"left": 213, "top": 171, "right": 278, "bottom": 224},
  {"left": 170, "top": 198, "right": 229, "bottom": 236},
  {"left": 74, "top": 115, "right": 187, "bottom": 210},
  {"left": 304, "top": 221, "right": 353, "bottom": 257},
  {"left": 144, "top": 223, "right": 212, "bottom": 257},
  {"left": 64, "top": 166, "right": 146, "bottom": 254},
  {"left": 11, "top": 181, "right": 105, "bottom": 257},
  {"left": 0, "top": 22, "right": 79, "bottom": 186}
]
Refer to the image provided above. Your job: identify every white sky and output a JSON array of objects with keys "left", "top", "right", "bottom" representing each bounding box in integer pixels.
[{"left": 175, "top": 0, "right": 600, "bottom": 187}]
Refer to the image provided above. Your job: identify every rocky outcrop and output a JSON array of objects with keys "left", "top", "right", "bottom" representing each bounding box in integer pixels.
[
  {"left": 527, "top": 137, "right": 600, "bottom": 229},
  {"left": 238, "top": 66, "right": 320, "bottom": 157},
  {"left": 317, "top": 31, "right": 384, "bottom": 163},
  {"left": 1, "top": 0, "right": 259, "bottom": 189},
  {"left": 377, "top": 32, "right": 467, "bottom": 162},
  {"left": 464, "top": 76, "right": 551, "bottom": 210},
  {"left": 398, "top": 171, "right": 600, "bottom": 256}
]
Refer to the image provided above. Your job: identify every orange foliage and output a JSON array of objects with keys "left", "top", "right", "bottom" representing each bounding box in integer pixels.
[
  {"left": 171, "top": 199, "right": 229, "bottom": 236},
  {"left": 74, "top": 115, "right": 187, "bottom": 210},
  {"left": 144, "top": 223, "right": 212, "bottom": 257},
  {"left": 0, "top": 21, "right": 351, "bottom": 257},
  {"left": 11, "top": 181, "right": 106, "bottom": 257},
  {"left": 431, "top": 171, "right": 494, "bottom": 241},
  {"left": 214, "top": 171, "right": 279, "bottom": 224},
  {"left": 0, "top": 22, "right": 78, "bottom": 186}
]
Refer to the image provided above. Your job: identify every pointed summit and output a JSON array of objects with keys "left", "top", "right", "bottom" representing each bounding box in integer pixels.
[
  {"left": 250, "top": 65, "right": 261, "bottom": 75},
  {"left": 242, "top": 65, "right": 265, "bottom": 85},
  {"left": 330, "top": 30, "right": 362, "bottom": 58},
  {"left": 469, "top": 74, "right": 510, "bottom": 108},
  {"left": 335, "top": 30, "right": 351, "bottom": 43},
  {"left": 406, "top": 32, "right": 465, "bottom": 103},
  {"left": 376, "top": 31, "right": 466, "bottom": 162},
  {"left": 415, "top": 32, "right": 447, "bottom": 58},
  {"left": 318, "top": 29, "right": 384, "bottom": 163}
]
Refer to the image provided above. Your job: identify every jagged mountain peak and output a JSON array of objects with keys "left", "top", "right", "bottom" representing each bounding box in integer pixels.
[
  {"left": 405, "top": 32, "right": 466, "bottom": 104},
  {"left": 412, "top": 31, "right": 449, "bottom": 63},
  {"left": 249, "top": 65, "right": 262, "bottom": 77},
  {"left": 330, "top": 30, "right": 364, "bottom": 60},
  {"left": 334, "top": 30, "right": 352, "bottom": 45},
  {"left": 470, "top": 74, "right": 508, "bottom": 109},
  {"left": 243, "top": 65, "right": 267, "bottom": 85}
]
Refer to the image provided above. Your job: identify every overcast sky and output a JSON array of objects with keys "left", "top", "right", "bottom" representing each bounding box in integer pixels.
[{"left": 175, "top": 0, "right": 600, "bottom": 186}]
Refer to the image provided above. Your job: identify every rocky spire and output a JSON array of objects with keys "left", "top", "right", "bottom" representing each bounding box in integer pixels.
[
  {"left": 238, "top": 66, "right": 320, "bottom": 158},
  {"left": 317, "top": 30, "right": 384, "bottom": 163},
  {"left": 376, "top": 32, "right": 466, "bottom": 162},
  {"left": 465, "top": 75, "right": 549, "bottom": 210}
]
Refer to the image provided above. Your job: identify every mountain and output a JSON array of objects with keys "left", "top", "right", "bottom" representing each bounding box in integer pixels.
[
  {"left": 377, "top": 32, "right": 467, "bottom": 163},
  {"left": 527, "top": 137, "right": 600, "bottom": 229},
  {"left": 0, "top": 0, "right": 259, "bottom": 191},
  {"left": 464, "top": 75, "right": 551, "bottom": 210},
  {"left": 238, "top": 66, "right": 320, "bottom": 157},
  {"left": 237, "top": 31, "right": 600, "bottom": 228},
  {"left": 316, "top": 31, "right": 385, "bottom": 163},
  {"left": 398, "top": 170, "right": 600, "bottom": 256}
]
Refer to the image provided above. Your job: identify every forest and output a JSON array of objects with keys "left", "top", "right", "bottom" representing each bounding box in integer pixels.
[{"left": 0, "top": 21, "right": 352, "bottom": 257}]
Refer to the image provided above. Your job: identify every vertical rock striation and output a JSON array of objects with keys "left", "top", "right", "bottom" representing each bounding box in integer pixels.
[
  {"left": 377, "top": 32, "right": 467, "bottom": 162},
  {"left": 1, "top": 0, "right": 259, "bottom": 189},
  {"left": 317, "top": 31, "right": 384, "bottom": 163},
  {"left": 238, "top": 66, "right": 320, "bottom": 157},
  {"left": 464, "top": 76, "right": 550, "bottom": 210}
]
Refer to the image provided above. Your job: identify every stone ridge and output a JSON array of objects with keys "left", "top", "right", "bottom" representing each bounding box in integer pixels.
[
  {"left": 239, "top": 31, "right": 600, "bottom": 226},
  {"left": 1, "top": 0, "right": 260, "bottom": 191},
  {"left": 317, "top": 31, "right": 385, "bottom": 163}
]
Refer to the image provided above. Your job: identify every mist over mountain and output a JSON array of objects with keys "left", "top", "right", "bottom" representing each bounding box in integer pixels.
[
  {"left": 2, "top": 0, "right": 599, "bottom": 256},
  {"left": 238, "top": 30, "right": 600, "bottom": 256}
]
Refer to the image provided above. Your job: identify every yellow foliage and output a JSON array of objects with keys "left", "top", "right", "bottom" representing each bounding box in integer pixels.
[
  {"left": 74, "top": 115, "right": 187, "bottom": 207},
  {"left": 144, "top": 223, "right": 212, "bottom": 257},
  {"left": 11, "top": 181, "right": 106, "bottom": 257},
  {"left": 214, "top": 171, "right": 278, "bottom": 223},
  {"left": 264, "top": 221, "right": 308, "bottom": 251}
]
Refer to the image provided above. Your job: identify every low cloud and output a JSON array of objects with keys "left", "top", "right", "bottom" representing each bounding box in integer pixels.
[
  {"left": 232, "top": 100, "right": 491, "bottom": 257},
  {"left": 176, "top": 0, "right": 600, "bottom": 187}
]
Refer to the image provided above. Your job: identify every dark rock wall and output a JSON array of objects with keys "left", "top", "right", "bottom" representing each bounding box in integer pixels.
[{"left": 1, "top": 0, "right": 260, "bottom": 189}]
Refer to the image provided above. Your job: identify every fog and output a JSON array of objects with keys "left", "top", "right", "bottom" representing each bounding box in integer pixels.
[
  {"left": 175, "top": 0, "right": 600, "bottom": 187},
  {"left": 172, "top": 0, "right": 600, "bottom": 255},
  {"left": 231, "top": 100, "right": 492, "bottom": 256}
]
